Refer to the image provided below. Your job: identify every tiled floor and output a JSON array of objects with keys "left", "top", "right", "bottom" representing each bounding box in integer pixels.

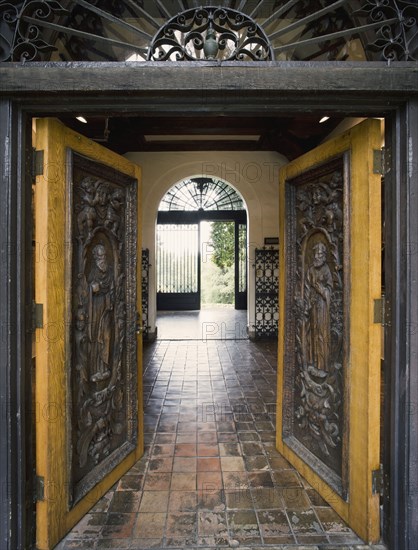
[
  {"left": 156, "top": 308, "right": 248, "bottom": 340},
  {"left": 57, "top": 340, "right": 386, "bottom": 550}
]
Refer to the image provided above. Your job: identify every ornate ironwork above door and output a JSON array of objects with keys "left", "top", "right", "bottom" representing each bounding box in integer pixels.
[
  {"left": 1, "top": 0, "right": 417, "bottom": 62},
  {"left": 148, "top": 6, "right": 272, "bottom": 61}
]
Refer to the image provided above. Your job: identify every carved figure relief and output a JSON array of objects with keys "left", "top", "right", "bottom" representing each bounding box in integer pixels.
[
  {"left": 284, "top": 158, "right": 347, "bottom": 486},
  {"left": 305, "top": 242, "right": 333, "bottom": 372},
  {"left": 87, "top": 244, "right": 115, "bottom": 384},
  {"left": 68, "top": 154, "right": 137, "bottom": 505}
]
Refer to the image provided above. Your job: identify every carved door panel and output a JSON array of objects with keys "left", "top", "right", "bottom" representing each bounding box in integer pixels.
[
  {"left": 34, "top": 118, "right": 143, "bottom": 550},
  {"left": 277, "top": 119, "right": 382, "bottom": 543}
]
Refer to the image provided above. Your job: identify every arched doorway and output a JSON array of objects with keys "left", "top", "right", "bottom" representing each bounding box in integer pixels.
[{"left": 155, "top": 176, "right": 248, "bottom": 339}]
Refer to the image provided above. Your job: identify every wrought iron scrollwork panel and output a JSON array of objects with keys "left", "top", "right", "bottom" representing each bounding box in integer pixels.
[
  {"left": 67, "top": 152, "right": 138, "bottom": 506},
  {"left": 0, "top": 0, "right": 69, "bottom": 62},
  {"left": 148, "top": 6, "right": 273, "bottom": 61},
  {"left": 283, "top": 155, "right": 349, "bottom": 497},
  {"left": 254, "top": 248, "right": 279, "bottom": 339},
  {"left": 142, "top": 248, "right": 150, "bottom": 339},
  {"left": 1, "top": 1, "right": 417, "bottom": 62},
  {"left": 353, "top": 0, "right": 418, "bottom": 62}
]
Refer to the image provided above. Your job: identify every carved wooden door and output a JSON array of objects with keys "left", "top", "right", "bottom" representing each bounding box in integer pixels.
[
  {"left": 34, "top": 118, "right": 143, "bottom": 549},
  {"left": 277, "top": 119, "right": 382, "bottom": 543}
]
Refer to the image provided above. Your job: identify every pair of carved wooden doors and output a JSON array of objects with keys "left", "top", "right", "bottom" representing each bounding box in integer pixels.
[{"left": 34, "top": 118, "right": 381, "bottom": 548}]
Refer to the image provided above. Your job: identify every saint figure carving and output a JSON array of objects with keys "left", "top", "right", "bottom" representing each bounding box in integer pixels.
[
  {"left": 305, "top": 242, "right": 333, "bottom": 372},
  {"left": 88, "top": 244, "right": 114, "bottom": 383}
]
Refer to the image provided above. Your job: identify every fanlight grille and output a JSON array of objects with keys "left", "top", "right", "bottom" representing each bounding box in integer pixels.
[
  {"left": 0, "top": 0, "right": 417, "bottom": 62},
  {"left": 159, "top": 177, "right": 245, "bottom": 212},
  {"left": 148, "top": 6, "right": 273, "bottom": 61}
]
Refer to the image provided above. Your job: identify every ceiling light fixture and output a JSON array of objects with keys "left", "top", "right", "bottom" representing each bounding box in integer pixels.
[
  {"left": 76, "top": 116, "right": 88, "bottom": 124},
  {"left": 320, "top": 116, "right": 330, "bottom": 123}
]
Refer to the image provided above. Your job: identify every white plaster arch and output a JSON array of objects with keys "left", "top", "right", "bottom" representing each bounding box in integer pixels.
[
  {"left": 143, "top": 158, "right": 261, "bottom": 222},
  {"left": 125, "top": 150, "right": 287, "bottom": 339}
]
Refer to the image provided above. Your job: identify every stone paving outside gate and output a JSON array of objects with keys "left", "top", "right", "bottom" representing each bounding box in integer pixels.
[{"left": 56, "top": 340, "right": 387, "bottom": 550}]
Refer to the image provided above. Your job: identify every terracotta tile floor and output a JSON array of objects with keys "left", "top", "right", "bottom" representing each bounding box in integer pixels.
[
  {"left": 156, "top": 308, "right": 248, "bottom": 340},
  {"left": 56, "top": 340, "right": 387, "bottom": 550}
]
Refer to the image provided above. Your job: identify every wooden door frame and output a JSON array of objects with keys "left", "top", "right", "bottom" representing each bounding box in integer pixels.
[{"left": 0, "top": 61, "right": 417, "bottom": 550}]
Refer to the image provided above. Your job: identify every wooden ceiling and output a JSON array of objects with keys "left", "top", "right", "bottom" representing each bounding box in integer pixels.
[{"left": 60, "top": 114, "right": 343, "bottom": 160}]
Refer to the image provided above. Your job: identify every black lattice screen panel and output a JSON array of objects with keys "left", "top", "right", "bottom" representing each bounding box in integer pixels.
[
  {"left": 255, "top": 248, "right": 279, "bottom": 339},
  {"left": 142, "top": 248, "right": 150, "bottom": 339}
]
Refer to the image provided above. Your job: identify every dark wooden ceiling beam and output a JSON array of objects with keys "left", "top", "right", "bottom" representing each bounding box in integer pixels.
[
  {"left": 121, "top": 140, "right": 263, "bottom": 152},
  {"left": 5, "top": 61, "right": 411, "bottom": 158},
  {"left": 127, "top": 117, "right": 271, "bottom": 135},
  {"left": 1, "top": 62, "right": 417, "bottom": 96}
]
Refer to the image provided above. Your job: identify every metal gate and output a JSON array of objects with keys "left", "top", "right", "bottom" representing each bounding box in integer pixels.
[
  {"left": 156, "top": 223, "right": 200, "bottom": 310},
  {"left": 254, "top": 248, "right": 279, "bottom": 338},
  {"left": 141, "top": 248, "right": 150, "bottom": 338},
  {"left": 236, "top": 222, "right": 248, "bottom": 310}
]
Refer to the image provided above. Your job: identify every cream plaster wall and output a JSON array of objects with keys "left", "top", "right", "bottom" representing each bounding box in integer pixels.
[{"left": 124, "top": 150, "right": 288, "bottom": 338}]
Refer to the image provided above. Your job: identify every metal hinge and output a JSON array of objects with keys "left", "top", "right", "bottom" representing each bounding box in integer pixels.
[
  {"left": 136, "top": 311, "right": 146, "bottom": 335},
  {"left": 372, "top": 464, "right": 384, "bottom": 496},
  {"left": 32, "top": 301, "right": 44, "bottom": 331},
  {"left": 31, "top": 148, "right": 44, "bottom": 182},
  {"left": 34, "top": 475, "right": 45, "bottom": 502},
  {"left": 373, "top": 148, "right": 385, "bottom": 175},
  {"left": 373, "top": 297, "right": 385, "bottom": 324}
]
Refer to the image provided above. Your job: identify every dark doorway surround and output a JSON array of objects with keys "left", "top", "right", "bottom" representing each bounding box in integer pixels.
[{"left": 0, "top": 62, "right": 417, "bottom": 550}]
